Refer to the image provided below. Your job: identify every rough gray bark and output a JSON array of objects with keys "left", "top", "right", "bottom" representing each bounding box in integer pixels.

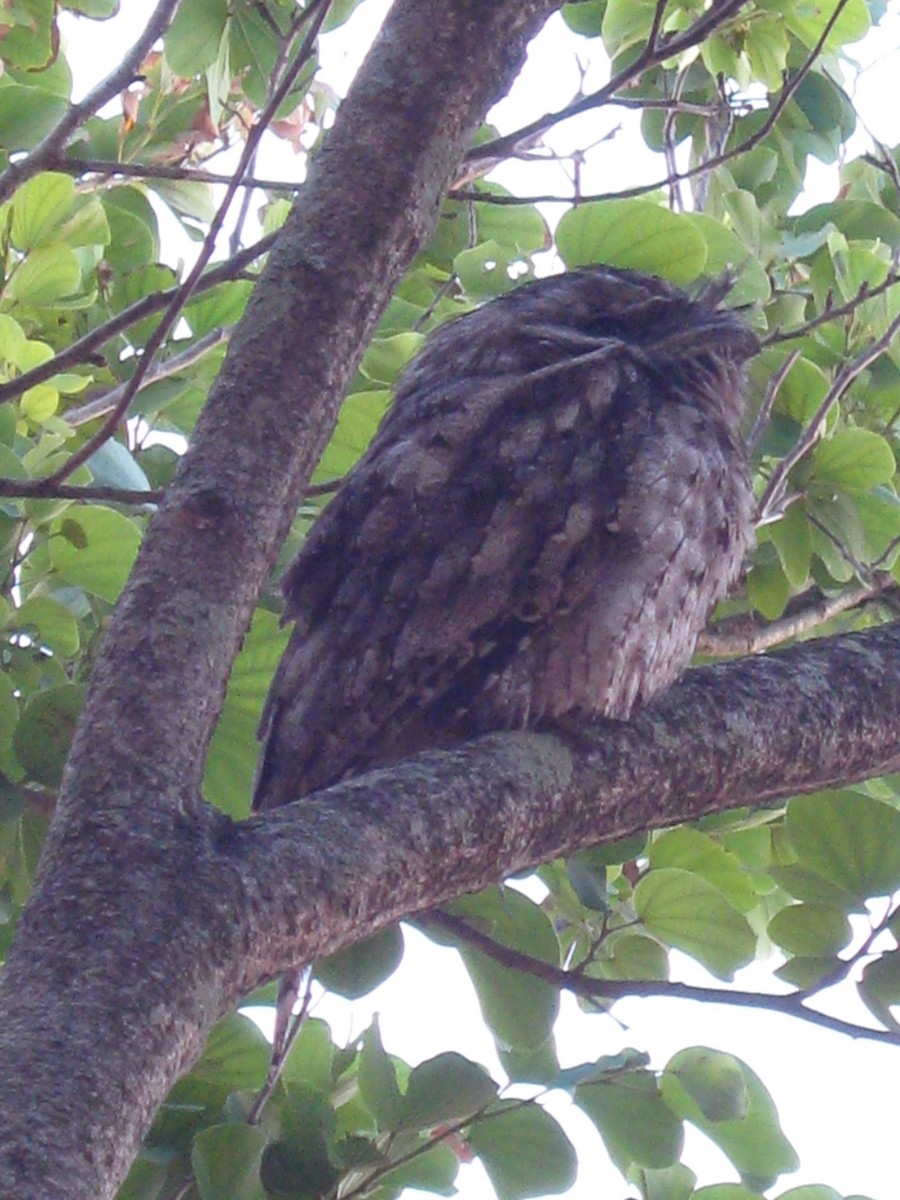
[
  {"left": 0, "top": 4, "right": 897, "bottom": 1200},
  {"left": 0, "top": 1, "right": 564, "bottom": 1195}
]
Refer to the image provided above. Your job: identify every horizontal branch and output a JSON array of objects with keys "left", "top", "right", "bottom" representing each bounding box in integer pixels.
[
  {"left": 233, "top": 621, "right": 900, "bottom": 1000},
  {"left": 465, "top": 0, "right": 749, "bottom": 165},
  {"left": 0, "top": 0, "right": 181, "bottom": 206},
  {"left": 52, "top": 154, "right": 298, "bottom": 194},
  {"left": 421, "top": 911, "right": 900, "bottom": 1048},
  {"left": 696, "top": 577, "right": 898, "bottom": 656},
  {"left": 0, "top": 235, "right": 276, "bottom": 407}
]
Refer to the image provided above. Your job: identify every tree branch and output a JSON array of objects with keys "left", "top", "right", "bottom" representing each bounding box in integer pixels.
[
  {"left": 39, "top": 0, "right": 332, "bottom": 489},
  {"left": 0, "top": 0, "right": 183, "bottom": 206},
  {"left": 0, "top": 2, "right": 565, "bottom": 1196},
  {"left": 48, "top": 153, "right": 299, "bottom": 193},
  {"left": 420, "top": 910, "right": 900, "bottom": 1048},
  {"left": 696, "top": 577, "right": 899, "bottom": 656},
  {"left": 758, "top": 308, "right": 900, "bottom": 521},
  {"left": 464, "top": 0, "right": 750, "bottom": 166},
  {"left": 455, "top": 0, "right": 848, "bottom": 210},
  {"left": 0, "top": 234, "right": 276, "bottom": 407},
  {"left": 221, "top": 623, "right": 900, "bottom": 1010}
]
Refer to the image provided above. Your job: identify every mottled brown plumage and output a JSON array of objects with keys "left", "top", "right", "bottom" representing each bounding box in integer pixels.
[{"left": 253, "top": 267, "right": 758, "bottom": 810}]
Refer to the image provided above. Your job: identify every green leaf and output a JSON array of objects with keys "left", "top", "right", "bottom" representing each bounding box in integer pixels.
[
  {"left": 858, "top": 951, "right": 900, "bottom": 1032},
  {"left": 600, "top": 0, "right": 659, "bottom": 55},
  {"left": 445, "top": 887, "right": 560, "bottom": 1049},
  {"left": 661, "top": 1053, "right": 797, "bottom": 1189},
  {"left": 566, "top": 851, "right": 609, "bottom": 910},
  {"left": 49, "top": 506, "right": 141, "bottom": 602},
  {"left": 561, "top": 2, "right": 603, "bottom": 37},
  {"left": 777, "top": 1188, "right": 847, "bottom": 1200},
  {"left": 812, "top": 429, "right": 896, "bottom": 491},
  {"left": 475, "top": 187, "right": 548, "bottom": 255},
  {"left": 9, "top": 595, "right": 80, "bottom": 657},
  {"left": 746, "top": 555, "right": 790, "bottom": 621},
  {"left": 768, "top": 863, "right": 865, "bottom": 912},
  {"left": 767, "top": 903, "right": 851, "bottom": 957},
  {"left": 744, "top": 18, "right": 789, "bottom": 90},
  {"left": 683, "top": 214, "right": 770, "bottom": 306},
  {"left": 101, "top": 188, "right": 159, "bottom": 270},
  {"left": 785, "top": 0, "right": 870, "bottom": 50},
  {"left": 13, "top": 682, "right": 84, "bottom": 787},
  {"left": 636, "top": 1163, "right": 697, "bottom": 1200},
  {"left": 692, "top": 1188, "right": 762, "bottom": 1200},
  {"left": 774, "top": 956, "right": 837, "bottom": 991},
  {"left": 794, "top": 200, "right": 900, "bottom": 249},
  {"left": 0, "top": 313, "right": 27, "bottom": 368},
  {"left": 259, "top": 1136, "right": 338, "bottom": 1200},
  {"left": 57, "top": 195, "right": 110, "bottom": 248},
  {"left": 316, "top": 924, "right": 404, "bottom": 999},
  {"left": 86, "top": 440, "right": 151, "bottom": 493},
  {"left": 577, "top": 1071, "right": 683, "bottom": 1170},
  {"left": 634, "top": 868, "right": 755, "bottom": 979},
  {"left": 589, "top": 931, "right": 669, "bottom": 982},
  {"left": 469, "top": 1103, "right": 577, "bottom": 1200},
  {"left": 280, "top": 1017, "right": 334, "bottom": 1092},
  {"left": 358, "top": 1020, "right": 404, "bottom": 1130},
  {"left": 192, "top": 1124, "right": 266, "bottom": 1200},
  {"left": 204, "top": 608, "right": 289, "bottom": 816},
  {"left": 0, "top": 672, "right": 18, "bottom": 757},
  {"left": 787, "top": 791, "right": 900, "bottom": 900},
  {"left": 556, "top": 201, "right": 707, "bottom": 284},
  {"left": 165, "top": 0, "right": 229, "bottom": 74},
  {"left": 315, "top": 390, "right": 390, "bottom": 482},
  {"left": 400, "top": 1052, "right": 498, "bottom": 1129},
  {"left": 661, "top": 1048, "right": 748, "bottom": 1124},
  {"left": 378, "top": 1142, "right": 459, "bottom": 1195},
  {"left": 769, "top": 503, "right": 812, "bottom": 589},
  {"left": 649, "top": 828, "right": 757, "bottom": 913},
  {"left": 5, "top": 245, "right": 81, "bottom": 306},
  {"left": 0, "top": 0, "right": 55, "bottom": 69},
  {"left": 116, "top": 1154, "right": 168, "bottom": 1200},
  {"left": 10, "top": 172, "right": 75, "bottom": 251},
  {"left": 856, "top": 487, "right": 900, "bottom": 565},
  {"left": 192, "top": 1013, "right": 270, "bottom": 1091},
  {"left": 498, "top": 1036, "right": 560, "bottom": 1085},
  {"left": 455, "top": 241, "right": 514, "bottom": 297},
  {"left": 187, "top": 281, "right": 254, "bottom": 338},
  {"left": 360, "top": 333, "right": 423, "bottom": 386},
  {"left": 0, "top": 85, "right": 67, "bottom": 152}
]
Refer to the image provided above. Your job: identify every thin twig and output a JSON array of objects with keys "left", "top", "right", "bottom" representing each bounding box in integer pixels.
[
  {"left": 36, "top": 0, "right": 331, "bottom": 489},
  {"left": 762, "top": 272, "right": 900, "bottom": 347},
  {"left": 758, "top": 308, "right": 900, "bottom": 522},
  {"left": 247, "top": 968, "right": 314, "bottom": 1125},
  {"left": 463, "top": 0, "right": 750, "bottom": 167},
  {"left": 0, "top": 0, "right": 183, "bottom": 206},
  {"left": 662, "top": 66, "right": 689, "bottom": 213},
  {"left": 457, "top": 0, "right": 849, "bottom": 210},
  {"left": 747, "top": 348, "right": 801, "bottom": 452},
  {"left": 64, "top": 328, "right": 228, "bottom": 428},
  {"left": 0, "top": 234, "right": 277, "bottom": 407},
  {"left": 50, "top": 154, "right": 298, "bottom": 194},
  {"left": 646, "top": 0, "right": 670, "bottom": 55},
  {"left": 0, "top": 480, "right": 162, "bottom": 505},
  {"left": 696, "top": 577, "right": 898, "bottom": 656},
  {"left": 421, "top": 910, "right": 900, "bottom": 1048}
]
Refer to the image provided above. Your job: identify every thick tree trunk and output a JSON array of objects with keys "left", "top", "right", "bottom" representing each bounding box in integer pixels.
[{"left": 0, "top": 2, "right": 563, "bottom": 1196}]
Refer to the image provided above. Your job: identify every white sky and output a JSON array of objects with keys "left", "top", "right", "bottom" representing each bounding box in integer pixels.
[{"left": 56, "top": 3, "right": 900, "bottom": 1199}]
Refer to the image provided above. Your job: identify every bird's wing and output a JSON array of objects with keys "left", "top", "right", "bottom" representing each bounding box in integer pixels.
[{"left": 252, "top": 356, "right": 634, "bottom": 807}]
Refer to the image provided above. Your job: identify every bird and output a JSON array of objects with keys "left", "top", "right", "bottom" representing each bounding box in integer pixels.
[{"left": 252, "top": 266, "right": 758, "bottom": 814}]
